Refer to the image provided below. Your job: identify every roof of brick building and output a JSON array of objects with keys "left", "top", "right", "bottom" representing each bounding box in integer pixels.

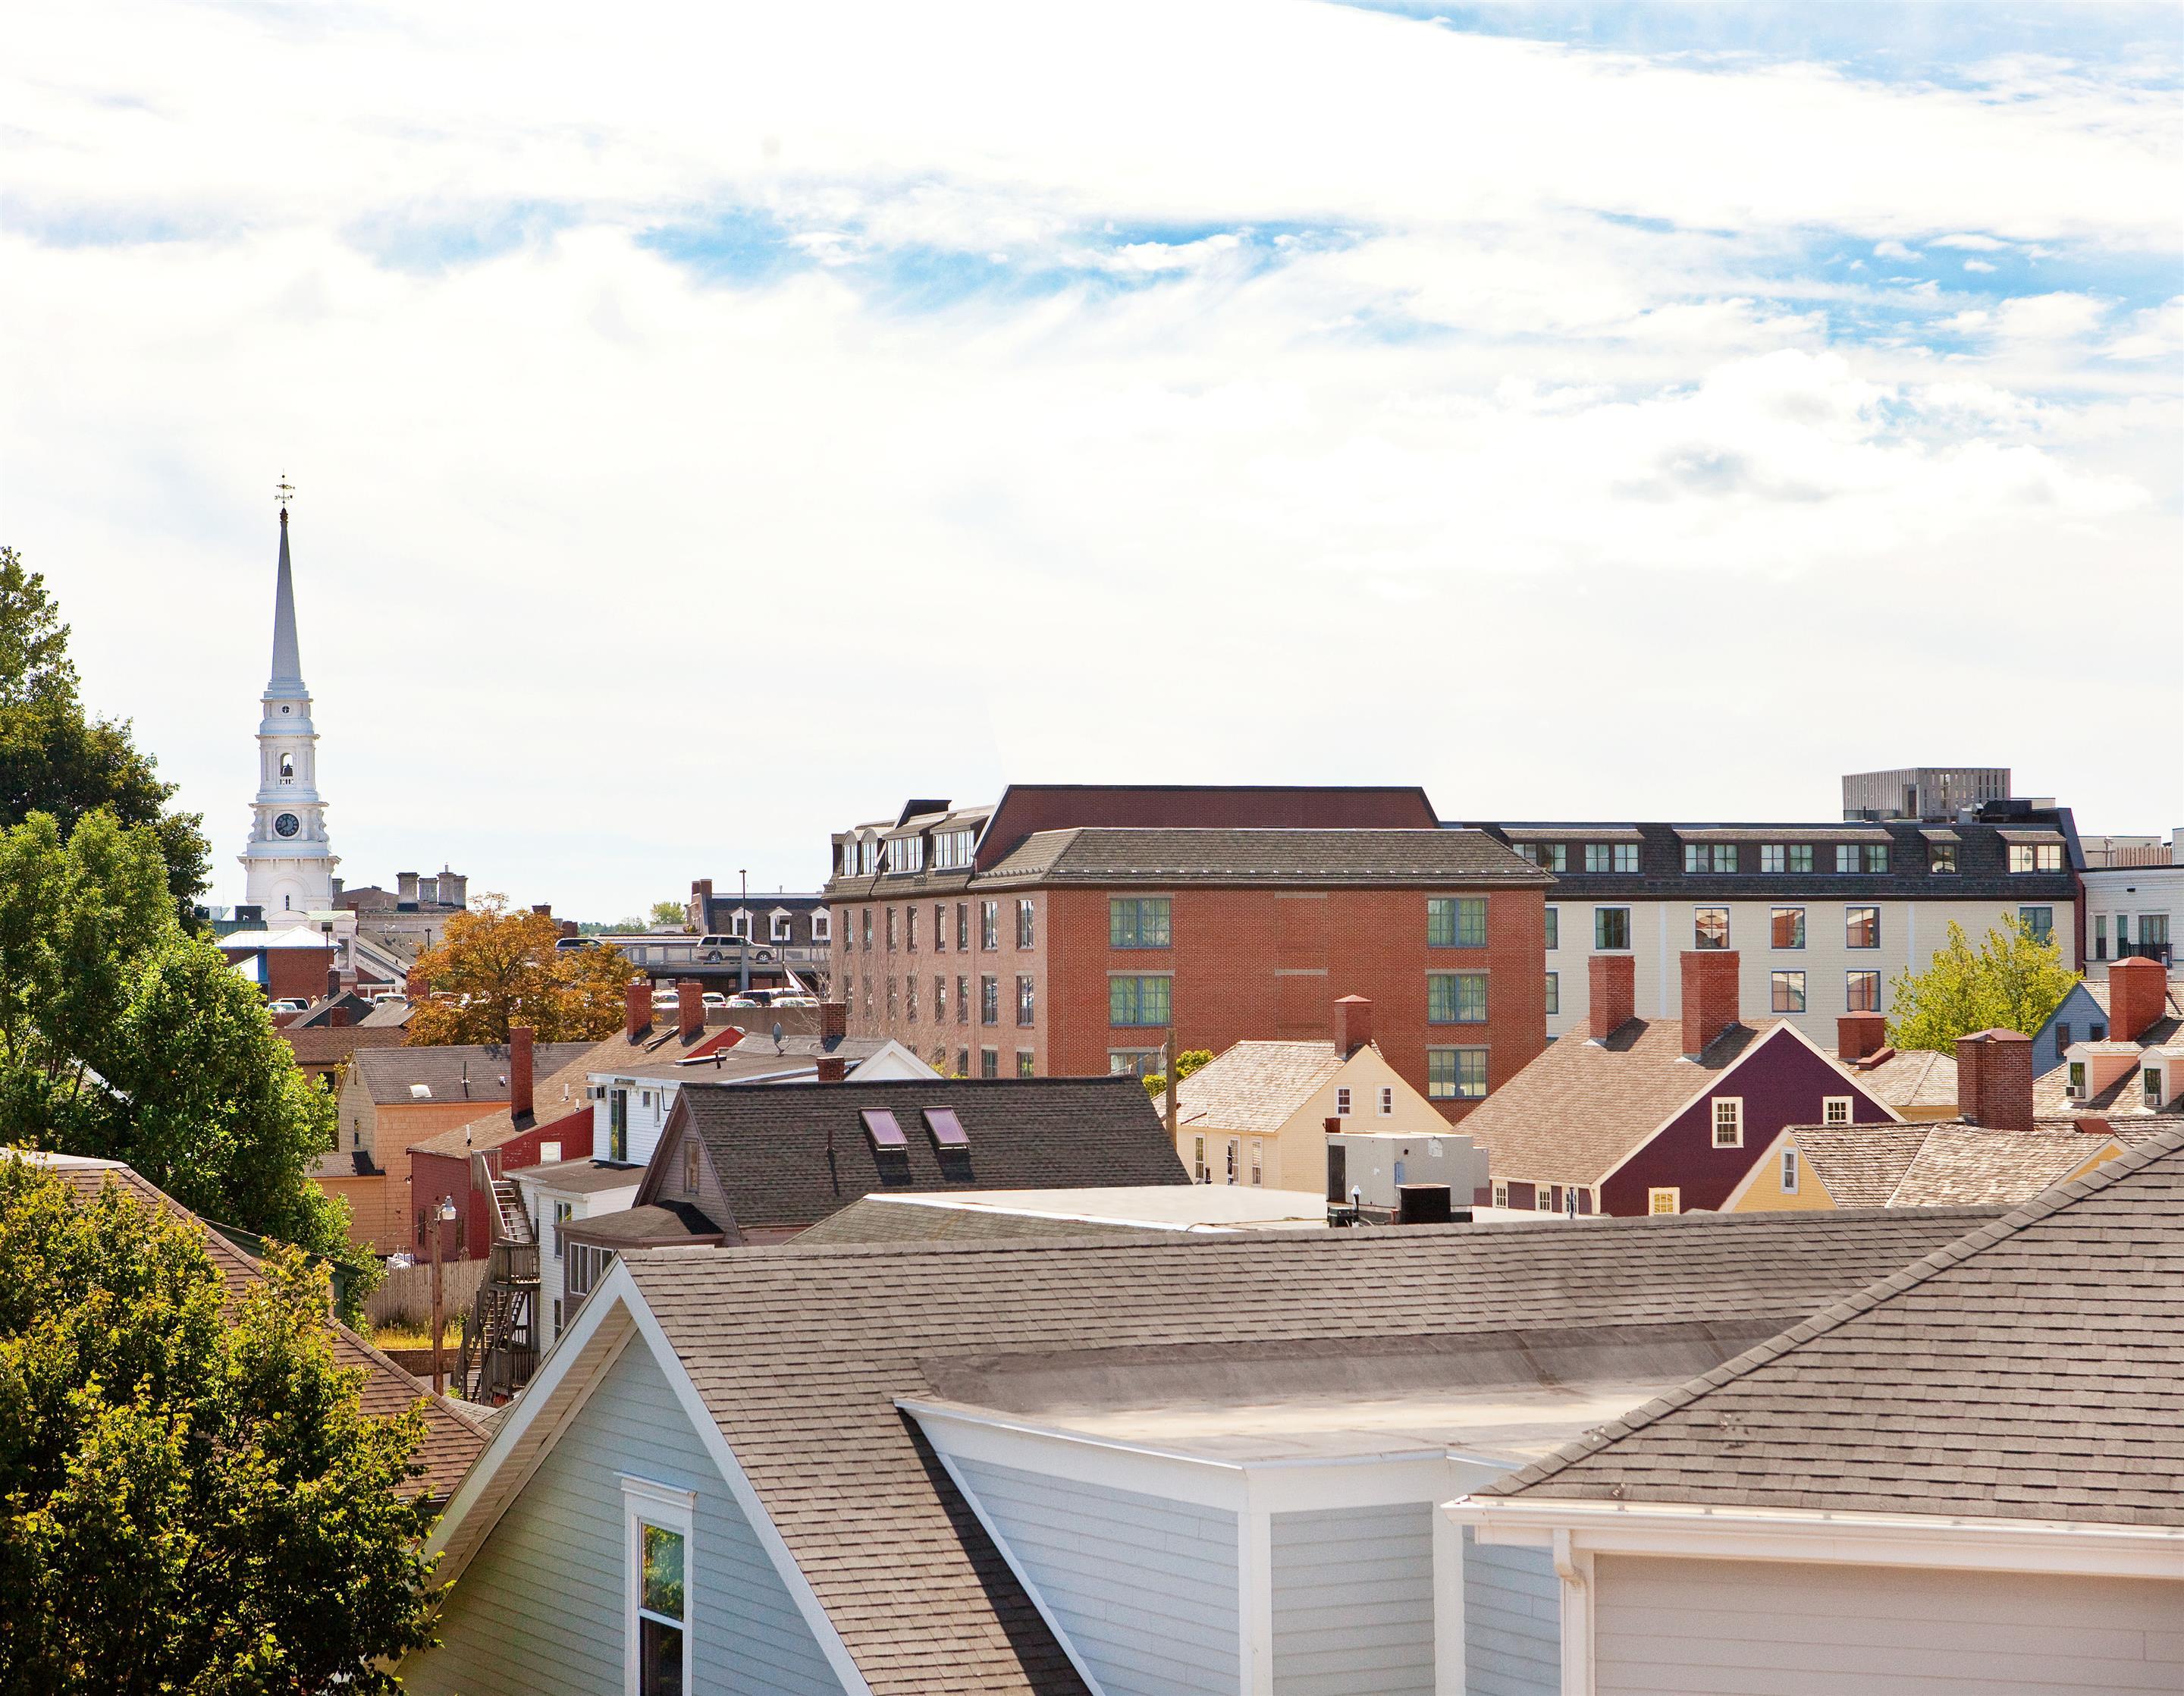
[{"left": 978, "top": 825, "right": 1549, "bottom": 887}]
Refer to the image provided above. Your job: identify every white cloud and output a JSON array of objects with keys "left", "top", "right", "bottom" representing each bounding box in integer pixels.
[
  {"left": 1963, "top": 258, "right": 1997, "bottom": 273},
  {"left": 1874, "top": 240, "right": 1919, "bottom": 260}
]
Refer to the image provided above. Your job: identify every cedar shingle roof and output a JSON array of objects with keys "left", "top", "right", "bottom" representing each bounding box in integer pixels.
[
  {"left": 1478, "top": 1123, "right": 2184, "bottom": 1526},
  {"left": 677, "top": 1075, "right": 1189, "bottom": 1236},
  {"left": 1843, "top": 1046, "right": 1958, "bottom": 1112},
  {"left": 21, "top": 1154, "right": 488, "bottom": 1501},
  {"left": 980, "top": 826, "right": 1550, "bottom": 887},
  {"left": 1792, "top": 1123, "right": 2123, "bottom": 1209},
  {"left": 1791, "top": 1123, "right": 1932, "bottom": 1207},
  {"left": 1454, "top": 1017, "right": 1765, "bottom": 1186},
  {"left": 1172, "top": 1040, "right": 1345, "bottom": 1135},
  {"left": 620, "top": 1206, "right": 1997, "bottom": 1693},
  {"left": 349, "top": 1041, "right": 594, "bottom": 1106}
]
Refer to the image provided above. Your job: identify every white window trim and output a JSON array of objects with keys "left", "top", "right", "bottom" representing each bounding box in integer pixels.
[
  {"left": 1781, "top": 1148, "right": 1800, "bottom": 1193},
  {"left": 1821, "top": 1095, "right": 1853, "bottom": 1126},
  {"left": 621, "top": 1475, "right": 695, "bottom": 1696},
  {"left": 1378, "top": 1086, "right": 1394, "bottom": 1117},
  {"left": 1335, "top": 1085, "right": 1351, "bottom": 1117},
  {"left": 1492, "top": 1181, "right": 1509, "bottom": 1209},
  {"left": 1712, "top": 1097, "right": 1745, "bottom": 1149},
  {"left": 1649, "top": 1186, "right": 1680, "bottom": 1215}
]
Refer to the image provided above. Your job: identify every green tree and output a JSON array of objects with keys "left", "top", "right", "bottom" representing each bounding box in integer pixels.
[
  {"left": 1887, "top": 914, "right": 2081, "bottom": 1053},
  {"left": 648, "top": 899, "right": 690, "bottom": 930},
  {"left": 0, "top": 548, "right": 209, "bottom": 923},
  {"left": 0, "top": 809, "right": 356, "bottom": 1273},
  {"left": 0, "top": 1160, "right": 438, "bottom": 1694},
  {"left": 1142, "top": 1047, "right": 1216, "bottom": 1099}
]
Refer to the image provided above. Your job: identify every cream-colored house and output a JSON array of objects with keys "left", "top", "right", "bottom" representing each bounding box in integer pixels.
[{"left": 1170, "top": 1034, "right": 1448, "bottom": 1192}]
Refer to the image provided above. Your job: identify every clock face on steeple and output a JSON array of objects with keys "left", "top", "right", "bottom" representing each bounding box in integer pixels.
[{"left": 273, "top": 812, "right": 301, "bottom": 839}]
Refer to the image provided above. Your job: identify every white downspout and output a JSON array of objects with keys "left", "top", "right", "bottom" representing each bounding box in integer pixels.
[{"left": 1555, "top": 1528, "right": 1593, "bottom": 1696}]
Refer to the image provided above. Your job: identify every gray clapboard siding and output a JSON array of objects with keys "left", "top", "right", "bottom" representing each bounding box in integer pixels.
[
  {"left": 1269, "top": 1502, "right": 1435, "bottom": 1696},
  {"left": 951, "top": 1456, "right": 1241, "bottom": 1696},
  {"left": 1463, "top": 1529, "right": 1560, "bottom": 1696},
  {"left": 403, "top": 1339, "right": 846, "bottom": 1696},
  {"left": 1595, "top": 1556, "right": 2184, "bottom": 1696}
]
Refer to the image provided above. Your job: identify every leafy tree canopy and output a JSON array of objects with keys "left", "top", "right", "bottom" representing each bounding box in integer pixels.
[
  {"left": 406, "top": 897, "right": 636, "bottom": 1045},
  {"left": 0, "top": 1160, "right": 438, "bottom": 1695},
  {"left": 648, "top": 899, "right": 690, "bottom": 930},
  {"left": 1887, "top": 914, "right": 2081, "bottom": 1053},
  {"left": 0, "top": 809, "right": 357, "bottom": 1274},
  {"left": 1141, "top": 1047, "right": 1216, "bottom": 1098},
  {"left": 0, "top": 547, "right": 209, "bottom": 921}
]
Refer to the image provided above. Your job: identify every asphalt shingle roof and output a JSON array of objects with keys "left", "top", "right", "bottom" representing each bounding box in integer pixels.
[
  {"left": 1172, "top": 1040, "right": 1346, "bottom": 1135},
  {"left": 1790, "top": 1123, "right": 1932, "bottom": 1208},
  {"left": 622, "top": 1206, "right": 1996, "bottom": 1694},
  {"left": 350, "top": 1041, "right": 595, "bottom": 1107},
  {"left": 1479, "top": 1123, "right": 2184, "bottom": 1526},
  {"left": 979, "top": 826, "right": 1551, "bottom": 887}
]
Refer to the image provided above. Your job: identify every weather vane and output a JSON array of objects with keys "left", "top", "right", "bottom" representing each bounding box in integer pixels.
[{"left": 275, "top": 473, "right": 295, "bottom": 516}]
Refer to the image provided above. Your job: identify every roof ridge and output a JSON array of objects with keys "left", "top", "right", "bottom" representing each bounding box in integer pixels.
[{"left": 1480, "top": 1118, "right": 2184, "bottom": 1501}]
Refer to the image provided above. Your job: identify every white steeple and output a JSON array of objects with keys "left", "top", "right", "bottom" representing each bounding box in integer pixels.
[{"left": 240, "top": 485, "right": 337, "bottom": 925}]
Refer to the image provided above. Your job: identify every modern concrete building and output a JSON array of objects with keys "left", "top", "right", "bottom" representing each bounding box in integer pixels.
[{"left": 1840, "top": 765, "right": 2011, "bottom": 821}]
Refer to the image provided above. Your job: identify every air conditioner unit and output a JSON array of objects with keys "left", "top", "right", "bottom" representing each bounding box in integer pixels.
[{"left": 585, "top": 1084, "right": 606, "bottom": 1101}]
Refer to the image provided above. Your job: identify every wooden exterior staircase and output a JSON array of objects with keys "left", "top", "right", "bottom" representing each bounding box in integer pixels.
[{"left": 457, "top": 1157, "right": 540, "bottom": 1404}]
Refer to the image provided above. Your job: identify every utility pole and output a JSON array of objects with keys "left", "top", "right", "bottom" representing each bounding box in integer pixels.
[
  {"left": 739, "top": 867, "right": 750, "bottom": 994},
  {"left": 1163, "top": 1028, "right": 1179, "bottom": 1146},
  {"left": 428, "top": 1196, "right": 448, "bottom": 1396}
]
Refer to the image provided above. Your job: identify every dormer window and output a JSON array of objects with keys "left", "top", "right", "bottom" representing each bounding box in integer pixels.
[
  {"left": 889, "top": 836, "right": 924, "bottom": 874},
  {"left": 770, "top": 912, "right": 793, "bottom": 942},
  {"left": 932, "top": 828, "right": 978, "bottom": 871},
  {"left": 812, "top": 911, "right": 832, "bottom": 942},
  {"left": 728, "top": 910, "right": 750, "bottom": 940}
]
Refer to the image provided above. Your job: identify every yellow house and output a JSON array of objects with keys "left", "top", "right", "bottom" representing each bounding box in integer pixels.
[
  {"left": 1727, "top": 1122, "right": 2126, "bottom": 1214},
  {"left": 1170, "top": 1038, "right": 1447, "bottom": 1192}
]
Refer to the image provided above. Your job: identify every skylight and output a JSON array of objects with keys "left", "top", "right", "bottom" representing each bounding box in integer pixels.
[
  {"left": 861, "top": 1109, "right": 907, "bottom": 1151},
  {"left": 924, "top": 1107, "right": 969, "bottom": 1149}
]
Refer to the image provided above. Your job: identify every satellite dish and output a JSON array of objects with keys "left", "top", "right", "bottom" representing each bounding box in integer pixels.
[{"left": 772, "top": 1021, "right": 785, "bottom": 1050}]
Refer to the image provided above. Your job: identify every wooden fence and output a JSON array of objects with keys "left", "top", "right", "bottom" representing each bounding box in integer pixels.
[{"left": 365, "top": 1258, "right": 487, "bottom": 1330}]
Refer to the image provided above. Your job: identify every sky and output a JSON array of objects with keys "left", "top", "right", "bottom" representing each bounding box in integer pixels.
[{"left": 5, "top": 1, "right": 2180, "bottom": 920}]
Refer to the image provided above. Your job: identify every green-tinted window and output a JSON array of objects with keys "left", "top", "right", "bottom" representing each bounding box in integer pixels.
[
  {"left": 1109, "top": 975, "right": 1172, "bottom": 1027},
  {"left": 1427, "top": 1048, "right": 1489, "bottom": 1099},
  {"left": 1109, "top": 897, "right": 1172, "bottom": 949},
  {"left": 1544, "top": 906, "right": 1558, "bottom": 950},
  {"left": 1427, "top": 897, "right": 1487, "bottom": 947},
  {"left": 1428, "top": 972, "right": 1488, "bottom": 1023}
]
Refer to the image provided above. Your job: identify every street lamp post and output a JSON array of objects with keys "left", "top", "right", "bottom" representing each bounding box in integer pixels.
[{"left": 428, "top": 1195, "right": 457, "bottom": 1395}]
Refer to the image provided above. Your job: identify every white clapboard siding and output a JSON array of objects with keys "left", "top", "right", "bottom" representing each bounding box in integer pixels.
[
  {"left": 951, "top": 1456, "right": 1241, "bottom": 1696},
  {"left": 1464, "top": 1529, "right": 1561, "bottom": 1696},
  {"left": 1595, "top": 1556, "right": 2184, "bottom": 1695},
  {"left": 1269, "top": 1502, "right": 1436, "bottom": 1696},
  {"left": 402, "top": 1340, "right": 846, "bottom": 1696}
]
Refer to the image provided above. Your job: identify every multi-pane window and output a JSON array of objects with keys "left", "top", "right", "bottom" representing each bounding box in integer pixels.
[
  {"left": 813, "top": 910, "right": 833, "bottom": 942},
  {"left": 2007, "top": 843, "right": 2064, "bottom": 873},
  {"left": 1016, "top": 1051, "right": 1035, "bottom": 1079},
  {"left": 1109, "top": 975, "right": 1172, "bottom": 1027},
  {"left": 1846, "top": 906, "right": 1880, "bottom": 949},
  {"left": 885, "top": 907, "right": 898, "bottom": 950},
  {"left": 2095, "top": 916, "right": 2108, "bottom": 959},
  {"left": 1684, "top": 843, "right": 1738, "bottom": 873},
  {"left": 1545, "top": 906, "right": 1558, "bottom": 950},
  {"left": 886, "top": 979, "right": 898, "bottom": 1022},
  {"left": 1595, "top": 906, "right": 1631, "bottom": 950},
  {"left": 1193, "top": 1135, "right": 1208, "bottom": 1182},
  {"left": 2068, "top": 1060, "right": 2087, "bottom": 1098},
  {"left": 1771, "top": 906, "right": 1806, "bottom": 949},
  {"left": 933, "top": 975, "right": 947, "bottom": 1022},
  {"left": 979, "top": 1047, "right": 999, "bottom": 1079},
  {"left": 1712, "top": 1097, "right": 1743, "bottom": 1148},
  {"left": 629, "top": 1504, "right": 687, "bottom": 1696},
  {"left": 956, "top": 975, "right": 970, "bottom": 1025},
  {"left": 1428, "top": 972, "right": 1489, "bottom": 1023},
  {"left": 932, "top": 827, "right": 977, "bottom": 870},
  {"left": 1649, "top": 1189, "right": 1679, "bottom": 1216},
  {"left": 1786, "top": 844, "right": 1813, "bottom": 874},
  {"left": 1930, "top": 842, "right": 1958, "bottom": 874},
  {"left": 1583, "top": 843, "right": 1612, "bottom": 872},
  {"left": 1426, "top": 1047, "right": 1489, "bottom": 1099},
  {"left": 905, "top": 907, "right": 918, "bottom": 951},
  {"left": 979, "top": 975, "right": 999, "bottom": 1025},
  {"left": 1517, "top": 841, "right": 1567, "bottom": 871},
  {"left": 1771, "top": 970, "right": 1806, "bottom": 1013},
  {"left": 956, "top": 903, "right": 970, "bottom": 950},
  {"left": 1015, "top": 975, "right": 1036, "bottom": 1026},
  {"left": 1109, "top": 897, "right": 1172, "bottom": 948},
  {"left": 1781, "top": 1149, "right": 1799, "bottom": 1193},
  {"left": 2019, "top": 906, "right": 2054, "bottom": 944},
  {"left": 1335, "top": 1086, "right": 1352, "bottom": 1117},
  {"left": 2145, "top": 1067, "right": 2165, "bottom": 1108},
  {"left": 980, "top": 901, "right": 999, "bottom": 950},
  {"left": 933, "top": 903, "right": 947, "bottom": 950},
  {"left": 1427, "top": 897, "right": 1488, "bottom": 947},
  {"left": 568, "top": 1241, "right": 614, "bottom": 1296},
  {"left": 1693, "top": 907, "right": 1730, "bottom": 950},
  {"left": 1823, "top": 1096, "right": 1853, "bottom": 1126},
  {"left": 1761, "top": 843, "right": 1786, "bottom": 874},
  {"left": 1109, "top": 1050, "right": 1163, "bottom": 1078},
  {"left": 2146, "top": 914, "right": 2172, "bottom": 947},
  {"left": 1846, "top": 970, "right": 1881, "bottom": 1012},
  {"left": 1836, "top": 843, "right": 1889, "bottom": 874},
  {"left": 956, "top": 1048, "right": 970, "bottom": 1077},
  {"left": 860, "top": 909, "right": 873, "bottom": 950},
  {"left": 1379, "top": 1087, "right": 1394, "bottom": 1117},
  {"left": 1015, "top": 900, "right": 1036, "bottom": 949},
  {"left": 858, "top": 838, "right": 878, "bottom": 875},
  {"left": 1545, "top": 972, "right": 1559, "bottom": 1015}
]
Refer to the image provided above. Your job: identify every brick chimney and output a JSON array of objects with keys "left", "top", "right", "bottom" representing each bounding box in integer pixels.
[
  {"left": 2108, "top": 956, "right": 2167, "bottom": 1044},
  {"left": 1837, "top": 1011, "right": 1888, "bottom": 1063},
  {"left": 624, "top": 980, "right": 652, "bottom": 1040},
  {"left": 510, "top": 1025, "right": 534, "bottom": 1121},
  {"left": 1589, "top": 953, "right": 1636, "bottom": 1041},
  {"left": 328, "top": 1005, "right": 350, "bottom": 1029},
  {"left": 397, "top": 871, "right": 419, "bottom": 903},
  {"left": 1334, "top": 995, "right": 1373, "bottom": 1057},
  {"left": 816, "top": 1054, "right": 848, "bottom": 1083},
  {"left": 532, "top": 903, "right": 552, "bottom": 919},
  {"left": 821, "top": 1000, "right": 848, "bottom": 1042},
  {"left": 326, "top": 963, "right": 343, "bottom": 1000},
  {"left": 1680, "top": 950, "right": 1741, "bottom": 1058},
  {"left": 1956, "top": 1029, "right": 2033, "bottom": 1131},
  {"left": 676, "top": 979, "right": 703, "bottom": 1041}
]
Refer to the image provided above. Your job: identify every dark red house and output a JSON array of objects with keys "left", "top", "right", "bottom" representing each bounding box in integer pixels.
[{"left": 1456, "top": 950, "right": 1903, "bottom": 1217}]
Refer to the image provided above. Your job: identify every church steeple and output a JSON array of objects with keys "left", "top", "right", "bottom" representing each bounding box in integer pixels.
[
  {"left": 240, "top": 480, "right": 337, "bottom": 925},
  {"left": 267, "top": 506, "right": 306, "bottom": 698}
]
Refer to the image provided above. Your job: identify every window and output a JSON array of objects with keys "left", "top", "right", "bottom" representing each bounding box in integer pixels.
[
  {"left": 1536, "top": 1188, "right": 1554, "bottom": 1214},
  {"left": 905, "top": 906, "right": 918, "bottom": 951},
  {"left": 1426, "top": 1047, "right": 1489, "bottom": 1099},
  {"left": 813, "top": 910, "right": 832, "bottom": 943},
  {"left": 278, "top": 752, "right": 294, "bottom": 778},
  {"left": 886, "top": 979, "right": 898, "bottom": 1022},
  {"left": 1693, "top": 907, "right": 1730, "bottom": 949},
  {"left": 1379, "top": 1086, "right": 1394, "bottom": 1117},
  {"left": 980, "top": 901, "right": 999, "bottom": 950},
  {"left": 1109, "top": 897, "right": 1172, "bottom": 949},
  {"left": 1583, "top": 843, "right": 1611, "bottom": 872},
  {"left": 956, "top": 975, "right": 969, "bottom": 1025},
  {"left": 1867, "top": 843, "right": 1890, "bottom": 874},
  {"left": 2093, "top": 916, "right": 2107, "bottom": 959},
  {"left": 2019, "top": 906, "right": 2054, "bottom": 945},
  {"left": 1016, "top": 1050, "right": 1034, "bottom": 1079},
  {"left": 1761, "top": 843, "right": 1785, "bottom": 874},
  {"left": 1335, "top": 1086, "right": 1352, "bottom": 1117},
  {"left": 1544, "top": 971, "right": 1559, "bottom": 1015},
  {"left": 1109, "top": 1050, "right": 1162, "bottom": 1078},
  {"left": 1428, "top": 972, "right": 1488, "bottom": 1023},
  {"left": 623, "top": 1480, "right": 692, "bottom": 1696},
  {"left": 568, "top": 1241, "right": 614, "bottom": 1296},
  {"left": 1595, "top": 906, "right": 1631, "bottom": 950},
  {"left": 681, "top": 1139, "right": 699, "bottom": 1195},
  {"left": 1193, "top": 1135, "right": 1207, "bottom": 1182},
  {"left": 1648, "top": 1188, "right": 1680, "bottom": 1216},
  {"left": 2068, "top": 1061, "right": 2086, "bottom": 1098},
  {"left": 1929, "top": 842, "right": 1957, "bottom": 874},
  {"left": 1786, "top": 844, "right": 1813, "bottom": 874},
  {"left": 1015, "top": 900, "right": 1035, "bottom": 949},
  {"left": 1771, "top": 970, "right": 1806, "bottom": 1013},
  {"left": 2055, "top": 1021, "right": 2071, "bottom": 1052},
  {"left": 1492, "top": 1180, "right": 1510, "bottom": 1208},
  {"left": 885, "top": 907, "right": 897, "bottom": 950},
  {"left": 770, "top": 912, "right": 793, "bottom": 942},
  {"left": 548, "top": 1200, "right": 573, "bottom": 1258},
  {"left": 2147, "top": 1067, "right": 2166, "bottom": 1108},
  {"left": 980, "top": 975, "right": 999, "bottom": 1025},
  {"left": 858, "top": 839, "right": 878, "bottom": 875},
  {"left": 1250, "top": 1140, "right": 1263, "bottom": 1186},
  {"left": 1845, "top": 906, "right": 1880, "bottom": 950},
  {"left": 1226, "top": 1139, "right": 1239, "bottom": 1183},
  {"left": 728, "top": 909, "right": 750, "bottom": 940},
  {"left": 1846, "top": 969, "right": 1881, "bottom": 1012},
  {"left": 1822, "top": 1095, "right": 1852, "bottom": 1126},
  {"left": 956, "top": 1047, "right": 969, "bottom": 1076},
  {"left": 1015, "top": 975, "right": 1035, "bottom": 1026},
  {"left": 2007, "top": 842, "right": 2062, "bottom": 872},
  {"left": 1109, "top": 975, "right": 1171, "bottom": 1027},
  {"left": 1428, "top": 896, "right": 1488, "bottom": 948},
  {"left": 1614, "top": 843, "right": 1639, "bottom": 873},
  {"left": 1544, "top": 906, "right": 1558, "bottom": 950},
  {"left": 932, "top": 903, "right": 946, "bottom": 951},
  {"left": 2117, "top": 914, "right": 2132, "bottom": 946},
  {"left": 980, "top": 1047, "right": 998, "bottom": 1079},
  {"left": 932, "top": 827, "right": 977, "bottom": 870},
  {"left": 1771, "top": 907, "right": 1806, "bottom": 949},
  {"left": 1586, "top": 842, "right": 1640, "bottom": 873},
  {"left": 1517, "top": 841, "right": 1567, "bottom": 871},
  {"left": 553, "top": 1297, "right": 563, "bottom": 1338},
  {"left": 860, "top": 909, "right": 872, "bottom": 950},
  {"left": 1683, "top": 843, "right": 1702, "bottom": 874},
  {"left": 1836, "top": 843, "right": 1890, "bottom": 873},
  {"left": 608, "top": 1090, "right": 629, "bottom": 1163},
  {"left": 1781, "top": 1148, "right": 1800, "bottom": 1194},
  {"left": 890, "top": 834, "right": 924, "bottom": 873},
  {"left": 1712, "top": 1098, "right": 1743, "bottom": 1148},
  {"left": 2145, "top": 915, "right": 2171, "bottom": 947},
  {"left": 1684, "top": 843, "right": 1738, "bottom": 873},
  {"left": 956, "top": 903, "right": 969, "bottom": 950}
]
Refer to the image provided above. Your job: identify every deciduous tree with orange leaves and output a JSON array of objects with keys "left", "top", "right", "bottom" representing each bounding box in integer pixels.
[{"left": 405, "top": 896, "right": 635, "bottom": 1045}]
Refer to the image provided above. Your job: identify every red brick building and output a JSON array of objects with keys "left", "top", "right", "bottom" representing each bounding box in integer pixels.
[{"left": 825, "top": 786, "right": 1552, "bottom": 1121}]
